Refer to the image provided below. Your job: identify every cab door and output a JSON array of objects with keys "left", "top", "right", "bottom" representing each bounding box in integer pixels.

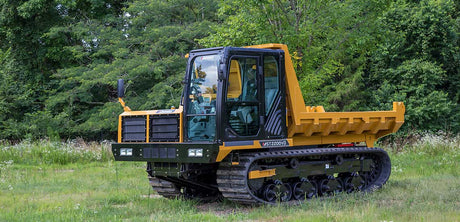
[
  {"left": 223, "top": 55, "right": 262, "bottom": 140},
  {"left": 262, "top": 54, "right": 286, "bottom": 139},
  {"left": 222, "top": 51, "right": 286, "bottom": 141}
]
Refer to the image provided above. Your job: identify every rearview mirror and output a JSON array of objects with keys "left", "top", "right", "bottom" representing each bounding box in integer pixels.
[{"left": 117, "top": 79, "right": 125, "bottom": 98}]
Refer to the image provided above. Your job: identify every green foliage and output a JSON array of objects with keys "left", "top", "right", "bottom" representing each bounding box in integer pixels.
[
  {"left": 0, "top": 0, "right": 458, "bottom": 139},
  {"left": 44, "top": 0, "right": 219, "bottom": 140},
  {"left": 366, "top": 0, "right": 460, "bottom": 132},
  {"left": 201, "top": 0, "right": 393, "bottom": 111},
  {"left": 368, "top": 59, "right": 456, "bottom": 131},
  {"left": 0, "top": 0, "right": 219, "bottom": 140},
  {"left": 202, "top": 0, "right": 459, "bottom": 132}
]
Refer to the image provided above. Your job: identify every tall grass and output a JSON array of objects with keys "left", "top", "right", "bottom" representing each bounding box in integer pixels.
[
  {"left": 2, "top": 132, "right": 458, "bottom": 166},
  {"left": 382, "top": 131, "right": 460, "bottom": 154},
  {"left": 0, "top": 133, "right": 459, "bottom": 221},
  {"left": 0, "top": 139, "right": 113, "bottom": 165}
]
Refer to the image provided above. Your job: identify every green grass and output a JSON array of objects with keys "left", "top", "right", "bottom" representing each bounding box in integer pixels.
[{"left": 0, "top": 135, "right": 459, "bottom": 221}]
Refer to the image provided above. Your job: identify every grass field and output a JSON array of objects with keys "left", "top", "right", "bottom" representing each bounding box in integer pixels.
[{"left": 0, "top": 134, "right": 459, "bottom": 222}]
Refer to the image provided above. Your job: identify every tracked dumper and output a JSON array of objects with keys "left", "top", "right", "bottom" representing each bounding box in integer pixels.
[{"left": 112, "top": 44, "right": 405, "bottom": 204}]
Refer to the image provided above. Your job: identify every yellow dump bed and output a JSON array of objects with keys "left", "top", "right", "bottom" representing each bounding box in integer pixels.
[
  {"left": 247, "top": 42, "right": 404, "bottom": 203},
  {"left": 248, "top": 44, "right": 405, "bottom": 147},
  {"left": 288, "top": 102, "right": 405, "bottom": 147}
]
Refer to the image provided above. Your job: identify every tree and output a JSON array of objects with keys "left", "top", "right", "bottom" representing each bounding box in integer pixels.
[
  {"left": 200, "top": 0, "right": 391, "bottom": 111},
  {"left": 0, "top": 0, "right": 458, "bottom": 140},
  {"left": 366, "top": 0, "right": 460, "bottom": 132},
  {"left": 0, "top": 0, "right": 70, "bottom": 139},
  {"left": 45, "top": 0, "right": 219, "bottom": 139}
]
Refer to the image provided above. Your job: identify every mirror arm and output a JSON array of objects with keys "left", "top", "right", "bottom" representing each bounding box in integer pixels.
[{"left": 118, "top": 97, "right": 131, "bottom": 112}]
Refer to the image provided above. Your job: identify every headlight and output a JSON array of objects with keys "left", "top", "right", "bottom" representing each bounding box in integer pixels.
[
  {"left": 188, "top": 149, "right": 196, "bottom": 157},
  {"left": 120, "top": 148, "right": 133, "bottom": 156},
  {"left": 188, "top": 148, "right": 203, "bottom": 157},
  {"left": 195, "top": 149, "right": 203, "bottom": 157}
]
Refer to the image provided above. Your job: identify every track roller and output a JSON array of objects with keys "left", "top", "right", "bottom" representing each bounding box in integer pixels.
[
  {"left": 292, "top": 178, "right": 317, "bottom": 200},
  {"left": 216, "top": 147, "right": 391, "bottom": 205}
]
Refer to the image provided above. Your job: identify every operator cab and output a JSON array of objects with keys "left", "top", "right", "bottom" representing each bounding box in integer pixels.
[{"left": 184, "top": 47, "right": 287, "bottom": 143}]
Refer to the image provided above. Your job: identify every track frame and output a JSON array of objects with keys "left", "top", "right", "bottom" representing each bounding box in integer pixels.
[{"left": 216, "top": 147, "right": 391, "bottom": 204}]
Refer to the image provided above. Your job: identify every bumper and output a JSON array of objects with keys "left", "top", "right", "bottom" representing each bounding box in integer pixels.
[{"left": 111, "top": 142, "right": 219, "bottom": 163}]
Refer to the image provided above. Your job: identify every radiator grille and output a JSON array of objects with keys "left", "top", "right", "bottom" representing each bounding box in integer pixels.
[
  {"left": 150, "top": 114, "right": 180, "bottom": 142},
  {"left": 122, "top": 116, "right": 146, "bottom": 142},
  {"left": 121, "top": 114, "right": 179, "bottom": 143}
]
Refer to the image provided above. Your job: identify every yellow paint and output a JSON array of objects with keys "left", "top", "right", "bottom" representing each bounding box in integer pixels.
[
  {"left": 248, "top": 169, "right": 276, "bottom": 179},
  {"left": 213, "top": 44, "right": 405, "bottom": 161},
  {"left": 246, "top": 44, "right": 306, "bottom": 126},
  {"left": 118, "top": 97, "right": 131, "bottom": 112},
  {"left": 117, "top": 115, "right": 122, "bottom": 143},
  {"left": 365, "top": 135, "right": 376, "bottom": 147},
  {"left": 179, "top": 105, "right": 184, "bottom": 142},
  {"left": 216, "top": 139, "right": 293, "bottom": 162},
  {"left": 227, "top": 60, "right": 242, "bottom": 98},
  {"left": 119, "top": 107, "right": 183, "bottom": 116},
  {"left": 118, "top": 106, "right": 184, "bottom": 143},
  {"left": 306, "top": 106, "right": 325, "bottom": 112},
  {"left": 246, "top": 44, "right": 405, "bottom": 146},
  {"left": 287, "top": 102, "right": 405, "bottom": 146},
  {"left": 146, "top": 115, "right": 150, "bottom": 143},
  {"left": 216, "top": 141, "right": 259, "bottom": 162},
  {"left": 116, "top": 43, "right": 405, "bottom": 163}
]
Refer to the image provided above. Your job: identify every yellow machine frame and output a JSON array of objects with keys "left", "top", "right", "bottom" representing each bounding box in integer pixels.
[{"left": 118, "top": 43, "right": 405, "bottom": 163}]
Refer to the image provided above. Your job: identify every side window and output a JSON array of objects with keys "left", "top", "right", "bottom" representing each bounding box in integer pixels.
[
  {"left": 185, "top": 54, "right": 219, "bottom": 141},
  {"left": 227, "top": 58, "right": 258, "bottom": 102},
  {"left": 226, "top": 57, "right": 259, "bottom": 136},
  {"left": 227, "top": 60, "right": 242, "bottom": 99},
  {"left": 264, "top": 56, "right": 279, "bottom": 114}
]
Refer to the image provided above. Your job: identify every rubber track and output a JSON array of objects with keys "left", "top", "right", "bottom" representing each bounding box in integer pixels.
[
  {"left": 216, "top": 147, "right": 391, "bottom": 205},
  {"left": 148, "top": 176, "right": 181, "bottom": 199}
]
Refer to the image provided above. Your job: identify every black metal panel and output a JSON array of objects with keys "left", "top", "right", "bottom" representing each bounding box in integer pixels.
[
  {"left": 144, "top": 148, "right": 159, "bottom": 158},
  {"left": 122, "top": 116, "right": 146, "bottom": 142},
  {"left": 224, "top": 140, "right": 254, "bottom": 146},
  {"left": 264, "top": 53, "right": 286, "bottom": 138},
  {"left": 168, "top": 148, "right": 176, "bottom": 158},
  {"left": 152, "top": 162, "right": 178, "bottom": 169},
  {"left": 150, "top": 114, "right": 180, "bottom": 142},
  {"left": 143, "top": 147, "right": 177, "bottom": 159},
  {"left": 264, "top": 93, "right": 284, "bottom": 136},
  {"left": 159, "top": 148, "right": 168, "bottom": 158}
]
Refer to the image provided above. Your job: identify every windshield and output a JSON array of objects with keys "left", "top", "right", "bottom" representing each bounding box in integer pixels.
[{"left": 186, "top": 54, "right": 219, "bottom": 141}]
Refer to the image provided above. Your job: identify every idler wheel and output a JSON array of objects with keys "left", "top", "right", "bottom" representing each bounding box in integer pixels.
[
  {"left": 292, "top": 179, "right": 317, "bottom": 200},
  {"left": 263, "top": 184, "right": 277, "bottom": 202}
]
